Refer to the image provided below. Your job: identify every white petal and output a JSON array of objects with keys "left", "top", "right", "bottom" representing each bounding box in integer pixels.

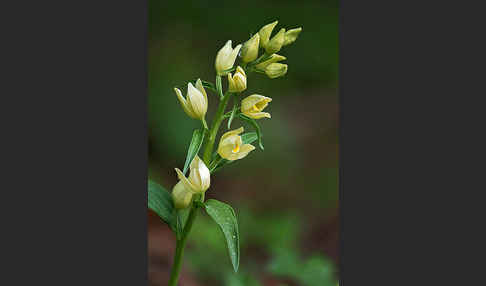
[
  {"left": 174, "top": 88, "right": 197, "bottom": 118},
  {"left": 195, "top": 79, "right": 208, "bottom": 104},
  {"left": 187, "top": 83, "right": 207, "bottom": 118},
  {"left": 175, "top": 168, "right": 196, "bottom": 193}
]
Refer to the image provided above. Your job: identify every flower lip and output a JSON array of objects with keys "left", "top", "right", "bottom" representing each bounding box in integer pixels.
[
  {"left": 217, "top": 127, "right": 255, "bottom": 161},
  {"left": 241, "top": 94, "right": 272, "bottom": 119}
]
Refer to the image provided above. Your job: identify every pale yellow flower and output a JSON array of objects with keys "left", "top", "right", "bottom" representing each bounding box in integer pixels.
[
  {"left": 258, "top": 20, "right": 278, "bottom": 49},
  {"left": 172, "top": 181, "right": 193, "bottom": 209},
  {"left": 217, "top": 127, "right": 256, "bottom": 161},
  {"left": 227, "top": 66, "right": 247, "bottom": 93},
  {"left": 175, "top": 155, "right": 210, "bottom": 194},
  {"left": 265, "top": 28, "right": 286, "bottom": 54},
  {"left": 174, "top": 79, "right": 208, "bottom": 120},
  {"left": 255, "top": 54, "right": 286, "bottom": 70},
  {"left": 264, "top": 63, "right": 288, "bottom": 79},
  {"left": 240, "top": 33, "right": 260, "bottom": 63},
  {"left": 241, "top": 94, "right": 272, "bottom": 119},
  {"left": 215, "top": 40, "right": 242, "bottom": 75},
  {"left": 283, "top": 27, "right": 302, "bottom": 46}
]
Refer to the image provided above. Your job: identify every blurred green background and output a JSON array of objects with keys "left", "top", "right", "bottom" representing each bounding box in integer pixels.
[{"left": 148, "top": 1, "right": 339, "bottom": 285}]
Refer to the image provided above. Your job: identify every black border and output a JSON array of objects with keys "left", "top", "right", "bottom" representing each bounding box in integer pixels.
[
  {"left": 2, "top": 0, "right": 148, "bottom": 285},
  {"left": 5, "top": 0, "right": 479, "bottom": 284}
]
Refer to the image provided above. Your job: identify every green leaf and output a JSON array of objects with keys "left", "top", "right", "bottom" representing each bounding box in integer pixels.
[
  {"left": 204, "top": 199, "right": 240, "bottom": 272},
  {"left": 183, "top": 128, "right": 205, "bottom": 175},
  {"left": 176, "top": 79, "right": 217, "bottom": 93},
  {"left": 241, "top": 132, "right": 258, "bottom": 145},
  {"left": 239, "top": 114, "right": 264, "bottom": 150},
  {"left": 227, "top": 103, "right": 238, "bottom": 130},
  {"left": 200, "top": 80, "right": 217, "bottom": 92},
  {"left": 148, "top": 180, "right": 175, "bottom": 231},
  {"left": 185, "top": 79, "right": 217, "bottom": 92},
  {"left": 216, "top": 75, "right": 224, "bottom": 99}
]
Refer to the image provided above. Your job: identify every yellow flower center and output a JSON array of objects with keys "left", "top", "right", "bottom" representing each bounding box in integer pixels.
[
  {"left": 252, "top": 105, "right": 259, "bottom": 112},
  {"left": 232, "top": 144, "right": 240, "bottom": 153}
]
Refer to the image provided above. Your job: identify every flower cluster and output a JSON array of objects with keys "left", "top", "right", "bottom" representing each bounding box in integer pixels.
[{"left": 171, "top": 21, "right": 302, "bottom": 209}]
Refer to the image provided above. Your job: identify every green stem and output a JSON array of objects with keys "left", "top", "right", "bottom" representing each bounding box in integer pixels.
[
  {"left": 209, "top": 156, "right": 224, "bottom": 173},
  {"left": 168, "top": 241, "right": 184, "bottom": 286},
  {"left": 202, "top": 118, "right": 208, "bottom": 130},
  {"left": 203, "top": 91, "right": 232, "bottom": 165},
  {"left": 168, "top": 202, "right": 200, "bottom": 286},
  {"left": 168, "top": 74, "right": 231, "bottom": 285}
]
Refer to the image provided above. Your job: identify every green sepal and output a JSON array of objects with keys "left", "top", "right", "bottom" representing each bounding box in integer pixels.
[{"left": 238, "top": 114, "right": 264, "bottom": 150}]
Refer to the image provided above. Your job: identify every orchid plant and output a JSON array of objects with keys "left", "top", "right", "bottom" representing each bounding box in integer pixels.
[{"left": 148, "top": 20, "right": 302, "bottom": 286}]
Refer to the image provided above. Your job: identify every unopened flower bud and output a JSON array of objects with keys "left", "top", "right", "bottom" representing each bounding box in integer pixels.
[
  {"left": 227, "top": 66, "right": 247, "bottom": 93},
  {"left": 175, "top": 155, "right": 210, "bottom": 194},
  {"left": 172, "top": 181, "right": 193, "bottom": 209},
  {"left": 215, "top": 40, "right": 242, "bottom": 76},
  {"left": 241, "top": 94, "right": 272, "bottom": 119},
  {"left": 265, "top": 28, "right": 285, "bottom": 54},
  {"left": 174, "top": 79, "right": 208, "bottom": 120},
  {"left": 217, "top": 127, "right": 256, "bottom": 161},
  {"left": 255, "top": 54, "right": 286, "bottom": 70},
  {"left": 283, "top": 27, "right": 302, "bottom": 46},
  {"left": 240, "top": 33, "right": 260, "bottom": 63},
  {"left": 264, "top": 63, "right": 288, "bottom": 79},
  {"left": 258, "top": 20, "right": 278, "bottom": 49}
]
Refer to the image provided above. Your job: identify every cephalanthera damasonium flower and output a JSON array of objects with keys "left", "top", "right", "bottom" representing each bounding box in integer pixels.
[
  {"left": 265, "top": 28, "right": 286, "bottom": 55},
  {"left": 175, "top": 155, "right": 210, "bottom": 194},
  {"left": 215, "top": 40, "right": 242, "bottom": 76},
  {"left": 255, "top": 54, "right": 286, "bottom": 70},
  {"left": 227, "top": 66, "right": 247, "bottom": 93},
  {"left": 283, "top": 27, "right": 302, "bottom": 46},
  {"left": 258, "top": 20, "right": 278, "bottom": 49},
  {"left": 241, "top": 94, "right": 272, "bottom": 119},
  {"left": 240, "top": 33, "right": 260, "bottom": 63},
  {"left": 172, "top": 181, "right": 193, "bottom": 209},
  {"left": 174, "top": 79, "right": 208, "bottom": 120},
  {"left": 218, "top": 127, "right": 256, "bottom": 161},
  {"left": 264, "top": 63, "right": 288, "bottom": 79}
]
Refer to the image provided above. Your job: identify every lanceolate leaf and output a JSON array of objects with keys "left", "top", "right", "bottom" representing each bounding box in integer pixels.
[
  {"left": 238, "top": 114, "right": 264, "bottom": 150},
  {"left": 241, "top": 132, "right": 258, "bottom": 145},
  {"left": 200, "top": 80, "right": 217, "bottom": 92},
  {"left": 148, "top": 180, "right": 175, "bottom": 231},
  {"left": 197, "top": 79, "right": 217, "bottom": 92},
  {"left": 183, "top": 128, "right": 205, "bottom": 175},
  {"left": 204, "top": 199, "right": 240, "bottom": 272},
  {"left": 227, "top": 103, "right": 238, "bottom": 130},
  {"left": 186, "top": 79, "right": 217, "bottom": 92}
]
